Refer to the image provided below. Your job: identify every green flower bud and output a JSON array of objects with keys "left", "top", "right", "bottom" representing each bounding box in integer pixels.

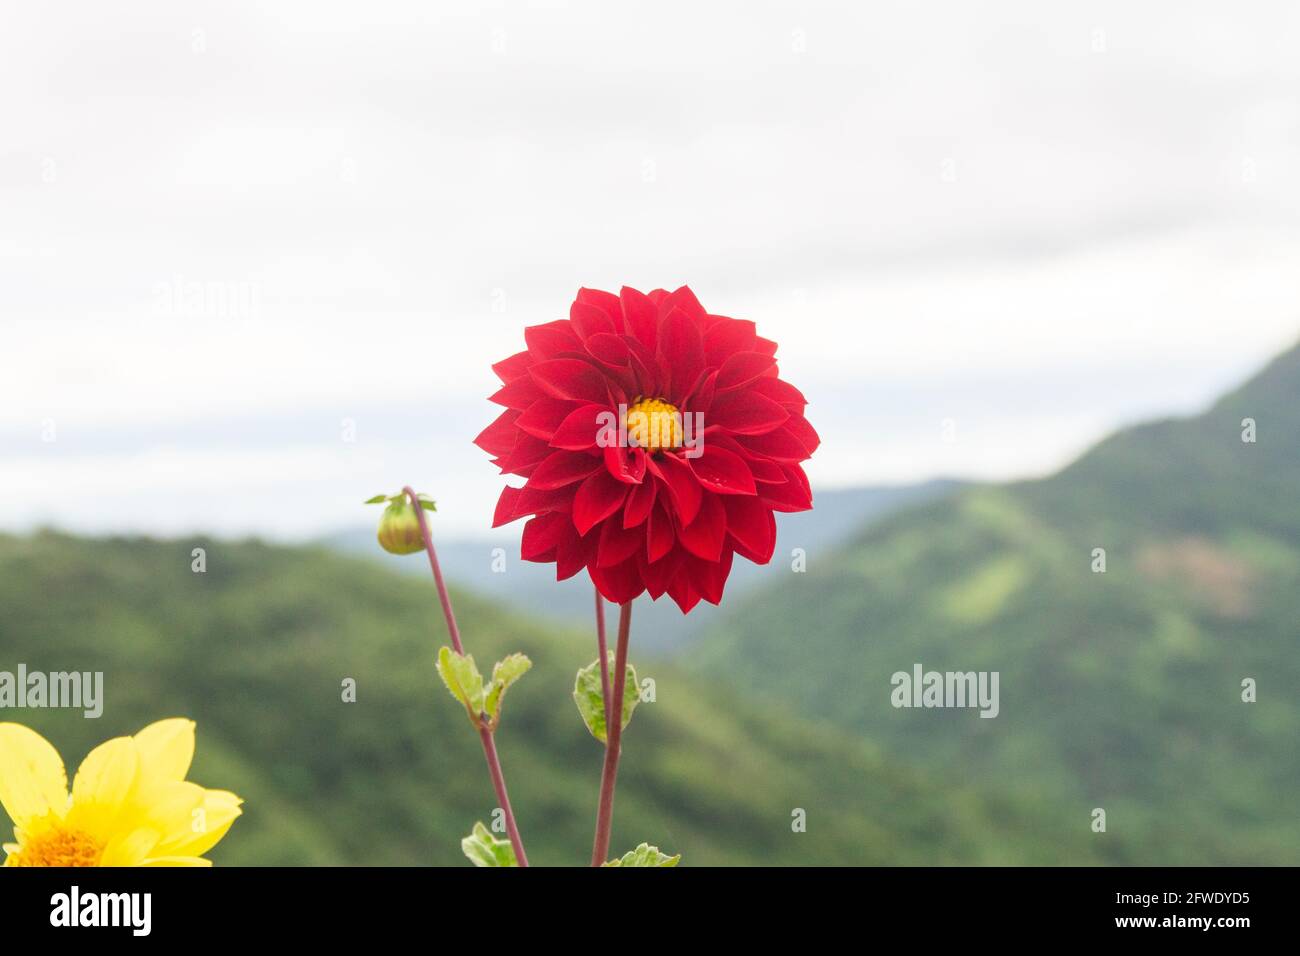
[
  {"left": 365, "top": 491, "right": 435, "bottom": 556},
  {"left": 376, "top": 498, "right": 426, "bottom": 555}
]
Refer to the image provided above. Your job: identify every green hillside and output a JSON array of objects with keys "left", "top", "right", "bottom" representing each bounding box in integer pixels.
[
  {"left": 692, "top": 343, "right": 1300, "bottom": 865},
  {"left": 0, "top": 531, "right": 1103, "bottom": 865}
]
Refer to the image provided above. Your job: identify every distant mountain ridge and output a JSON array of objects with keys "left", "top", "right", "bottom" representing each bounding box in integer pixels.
[
  {"left": 690, "top": 341, "right": 1300, "bottom": 864},
  {"left": 323, "top": 480, "right": 964, "bottom": 655}
]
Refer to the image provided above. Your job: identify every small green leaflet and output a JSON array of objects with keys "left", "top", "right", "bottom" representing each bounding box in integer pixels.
[
  {"left": 437, "top": 647, "right": 530, "bottom": 730},
  {"left": 602, "top": 843, "right": 681, "bottom": 867},
  {"left": 484, "top": 653, "right": 532, "bottom": 729},
  {"left": 364, "top": 491, "right": 436, "bottom": 511},
  {"left": 461, "top": 822, "right": 517, "bottom": 867},
  {"left": 573, "top": 658, "right": 639, "bottom": 743},
  {"left": 436, "top": 646, "right": 485, "bottom": 725}
]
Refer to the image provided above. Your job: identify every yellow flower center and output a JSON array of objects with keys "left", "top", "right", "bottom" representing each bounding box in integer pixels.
[
  {"left": 626, "top": 398, "right": 682, "bottom": 453},
  {"left": 10, "top": 825, "right": 104, "bottom": 867}
]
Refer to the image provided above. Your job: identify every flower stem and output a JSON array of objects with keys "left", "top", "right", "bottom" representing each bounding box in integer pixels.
[
  {"left": 594, "top": 587, "right": 612, "bottom": 731},
  {"left": 403, "top": 486, "right": 529, "bottom": 867},
  {"left": 404, "top": 486, "right": 464, "bottom": 656},
  {"left": 479, "top": 725, "right": 529, "bottom": 867},
  {"left": 590, "top": 600, "right": 632, "bottom": 866}
]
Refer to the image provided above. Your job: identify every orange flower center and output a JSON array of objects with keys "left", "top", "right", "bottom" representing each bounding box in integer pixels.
[
  {"left": 626, "top": 398, "right": 682, "bottom": 453},
  {"left": 10, "top": 825, "right": 104, "bottom": 867}
]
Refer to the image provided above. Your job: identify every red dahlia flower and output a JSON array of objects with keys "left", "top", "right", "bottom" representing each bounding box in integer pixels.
[{"left": 475, "top": 285, "right": 818, "bottom": 613}]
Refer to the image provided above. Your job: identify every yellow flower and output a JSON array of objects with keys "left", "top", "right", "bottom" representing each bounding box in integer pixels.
[{"left": 0, "top": 718, "right": 242, "bottom": 867}]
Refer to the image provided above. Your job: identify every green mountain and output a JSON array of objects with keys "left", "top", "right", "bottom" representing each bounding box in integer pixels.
[
  {"left": 321, "top": 480, "right": 963, "bottom": 656},
  {"left": 0, "top": 531, "right": 1104, "bottom": 865},
  {"left": 691, "top": 343, "right": 1300, "bottom": 865}
]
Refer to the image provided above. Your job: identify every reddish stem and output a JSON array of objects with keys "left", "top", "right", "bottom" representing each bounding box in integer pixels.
[
  {"left": 403, "top": 486, "right": 528, "bottom": 866},
  {"left": 590, "top": 600, "right": 632, "bottom": 866},
  {"left": 479, "top": 726, "right": 529, "bottom": 867},
  {"left": 594, "top": 587, "right": 612, "bottom": 731},
  {"left": 404, "top": 487, "right": 464, "bottom": 656}
]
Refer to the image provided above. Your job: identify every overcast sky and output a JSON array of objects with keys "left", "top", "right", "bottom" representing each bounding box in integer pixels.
[{"left": 3, "top": 0, "right": 1299, "bottom": 539}]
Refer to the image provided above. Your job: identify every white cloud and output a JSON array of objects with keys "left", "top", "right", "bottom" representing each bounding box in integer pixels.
[{"left": 3, "top": 0, "right": 1298, "bottom": 539}]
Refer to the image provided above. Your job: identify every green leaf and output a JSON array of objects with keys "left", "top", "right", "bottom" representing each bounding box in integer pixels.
[
  {"left": 461, "top": 822, "right": 517, "bottom": 867},
  {"left": 602, "top": 843, "right": 680, "bottom": 867},
  {"left": 573, "top": 658, "right": 639, "bottom": 744},
  {"left": 484, "top": 653, "right": 532, "bottom": 727},
  {"left": 365, "top": 490, "right": 435, "bottom": 510},
  {"left": 436, "top": 646, "right": 485, "bottom": 725}
]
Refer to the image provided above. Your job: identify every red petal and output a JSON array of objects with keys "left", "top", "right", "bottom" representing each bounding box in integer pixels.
[
  {"left": 524, "top": 320, "right": 582, "bottom": 359},
  {"left": 689, "top": 444, "right": 757, "bottom": 495},
  {"left": 738, "top": 426, "right": 809, "bottom": 462},
  {"left": 784, "top": 461, "right": 812, "bottom": 501},
  {"left": 678, "top": 491, "right": 726, "bottom": 561},
  {"left": 754, "top": 336, "right": 779, "bottom": 356},
  {"left": 576, "top": 287, "right": 622, "bottom": 325},
  {"left": 492, "top": 350, "right": 533, "bottom": 384},
  {"left": 529, "top": 358, "right": 612, "bottom": 404},
  {"left": 556, "top": 528, "right": 594, "bottom": 580},
  {"left": 715, "top": 351, "right": 776, "bottom": 392},
  {"left": 707, "top": 390, "right": 789, "bottom": 436},
  {"left": 665, "top": 285, "right": 708, "bottom": 321},
  {"left": 784, "top": 412, "right": 821, "bottom": 456},
  {"left": 743, "top": 454, "right": 786, "bottom": 483},
  {"left": 596, "top": 518, "right": 643, "bottom": 567},
  {"left": 572, "top": 470, "right": 629, "bottom": 535},
  {"left": 639, "top": 546, "right": 684, "bottom": 599},
  {"left": 625, "top": 336, "right": 663, "bottom": 397},
  {"left": 527, "top": 450, "right": 602, "bottom": 489},
  {"left": 691, "top": 548, "right": 734, "bottom": 605},
  {"left": 585, "top": 332, "right": 630, "bottom": 367},
  {"left": 685, "top": 370, "right": 717, "bottom": 418},
  {"left": 666, "top": 571, "right": 701, "bottom": 614},
  {"left": 653, "top": 452, "right": 703, "bottom": 524},
  {"left": 703, "top": 318, "right": 757, "bottom": 366},
  {"left": 570, "top": 300, "right": 617, "bottom": 340},
  {"left": 646, "top": 499, "right": 676, "bottom": 562},
  {"left": 489, "top": 376, "right": 546, "bottom": 410},
  {"left": 723, "top": 495, "right": 776, "bottom": 563},
  {"left": 516, "top": 398, "right": 576, "bottom": 441},
  {"left": 620, "top": 286, "right": 659, "bottom": 351},
  {"left": 758, "top": 464, "right": 813, "bottom": 513},
  {"left": 751, "top": 376, "right": 807, "bottom": 407},
  {"left": 549, "top": 404, "right": 612, "bottom": 451},
  {"left": 657, "top": 307, "right": 705, "bottom": 402},
  {"left": 603, "top": 444, "right": 647, "bottom": 484},
  {"left": 474, "top": 409, "right": 520, "bottom": 457},
  {"left": 589, "top": 556, "right": 646, "bottom": 605},
  {"left": 496, "top": 432, "right": 551, "bottom": 475},
  {"left": 622, "top": 477, "right": 657, "bottom": 528},
  {"left": 511, "top": 482, "right": 575, "bottom": 518},
  {"left": 521, "top": 511, "right": 571, "bottom": 560},
  {"left": 492, "top": 486, "right": 523, "bottom": 528}
]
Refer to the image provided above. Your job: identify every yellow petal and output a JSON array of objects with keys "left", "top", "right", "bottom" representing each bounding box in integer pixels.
[
  {"left": 0, "top": 723, "right": 69, "bottom": 829},
  {"left": 100, "top": 826, "right": 161, "bottom": 867},
  {"left": 69, "top": 737, "right": 140, "bottom": 837},
  {"left": 133, "top": 719, "right": 195, "bottom": 783},
  {"left": 140, "top": 780, "right": 206, "bottom": 852},
  {"left": 161, "top": 789, "right": 242, "bottom": 858}
]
